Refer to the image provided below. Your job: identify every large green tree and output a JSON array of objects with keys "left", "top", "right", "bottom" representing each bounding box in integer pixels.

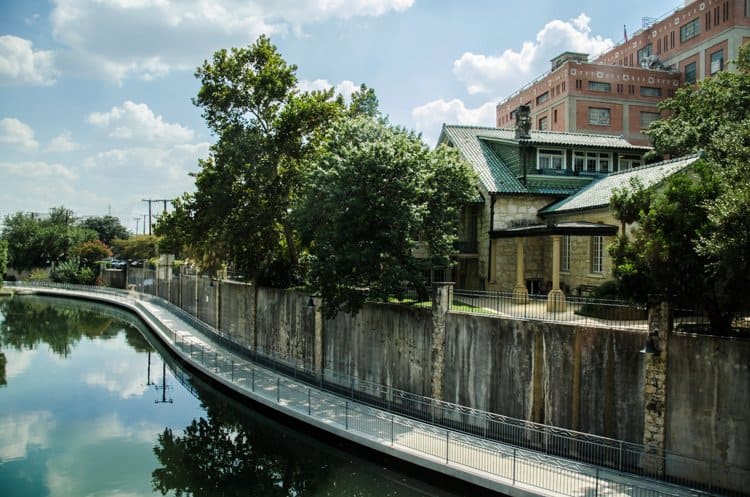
[
  {"left": 295, "top": 115, "right": 476, "bottom": 317},
  {"left": 1, "top": 207, "right": 97, "bottom": 271},
  {"left": 156, "top": 36, "right": 341, "bottom": 282},
  {"left": 611, "top": 44, "right": 750, "bottom": 333},
  {"left": 79, "top": 215, "right": 130, "bottom": 245}
]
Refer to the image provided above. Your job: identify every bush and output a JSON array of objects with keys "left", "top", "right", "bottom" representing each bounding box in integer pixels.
[{"left": 51, "top": 256, "right": 97, "bottom": 285}]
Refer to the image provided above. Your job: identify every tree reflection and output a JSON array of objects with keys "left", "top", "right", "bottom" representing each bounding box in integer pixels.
[
  {"left": 0, "top": 296, "right": 154, "bottom": 386},
  {"left": 152, "top": 407, "right": 322, "bottom": 497}
]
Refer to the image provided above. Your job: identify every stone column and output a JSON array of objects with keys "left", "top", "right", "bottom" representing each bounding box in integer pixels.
[
  {"left": 430, "top": 282, "right": 453, "bottom": 401},
  {"left": 547, "top": 235, "right": 566, "bottom": 311},
  {"left": 311, "top": 296, "right": 324, "bottom": 376},
  {"left": 513, "top": 238, "right": 529, "bottom": 303},
  {"left": 642, "top": 301, "right": 671, "bottom": 476}
]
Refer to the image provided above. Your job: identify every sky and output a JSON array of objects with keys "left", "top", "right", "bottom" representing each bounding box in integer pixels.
[{"left": 0, "top": 0, "right": 681, "bottom": 233}]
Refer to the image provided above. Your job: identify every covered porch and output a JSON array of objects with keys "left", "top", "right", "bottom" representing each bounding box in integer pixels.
[{"left": 490, "top": 221, "right": 618, "bottom": 311}]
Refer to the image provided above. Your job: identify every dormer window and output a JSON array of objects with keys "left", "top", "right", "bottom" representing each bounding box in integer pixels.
[
  {"left": 537, "top": 149, "right": 564, "bottom": 170},
  {"left": 574, "top": 151, "right": 611, "bottom": 173}
]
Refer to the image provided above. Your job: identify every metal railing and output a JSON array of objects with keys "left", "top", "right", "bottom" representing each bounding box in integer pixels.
[
  {"left": 132, "top": 299, "right": 702, "bottom": 497},
  {"left": 6, "top": 280, "right": 747, "bottom": 496},
  {"left": 451, "top": 289, "right": 649, "bottom": 330}
]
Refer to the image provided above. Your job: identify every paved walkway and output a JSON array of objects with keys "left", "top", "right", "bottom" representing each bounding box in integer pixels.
[{"left": 13, "top": 284, "right": 712, "bottom": 497}]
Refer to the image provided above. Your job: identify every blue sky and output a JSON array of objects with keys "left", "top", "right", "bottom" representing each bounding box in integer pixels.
[{"left": 0, "top": 0, "right": 679, "bottom": 233}]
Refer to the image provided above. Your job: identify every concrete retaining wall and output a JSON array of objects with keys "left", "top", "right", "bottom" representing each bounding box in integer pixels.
[{"left": 121, "top": 268, "right": 749, "bottom": 489}]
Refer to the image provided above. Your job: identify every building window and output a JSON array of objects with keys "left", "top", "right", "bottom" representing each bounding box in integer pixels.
[
  {"left": 588, "top": 81, "right": 611, "bottom": 92},
  {"left": 680, "top": 19, "right": 700, "bottom": 43},
  {"left": 574, "top": 151, "right": 611, "bottom": 173},
  {"left": 537, "top": 149, "right": 564, "bottom": 169},
  {"left": 575, "top": 79, "right": 583, "bottom": 89},
  {"left": 591, "top": 236, "right": 604, "bottom": 274},
  {"left": 684, "top": 62, "right": 697, "bottom": 84},
  {"left": 616, "top": 83, "right": 624, "bottom": 93},
  {"left": 637, "top": 44, "right": 652, "bottom": 66},
  {"left": 619, "top": 155, "right": 642, "bottom": 171},
  {"left": 588, "top": 107, "right": 611, "bottom": 126},
  {"left": 710, "top": 49, "right": 724, "bottom": 74},
  {"left": 640, "top": 86, "right": 662, "bottom": 97},
  {"left": 561, "top": 236, "right": 571, "bottom": 273},
  {"left": 538, "top": 116, "right": 548, "bottom": 130},
  {"left": 553, "top": 109, "right": 558, "bottom": 123},
  {"left": 536, "top": 91, "right": 549, "bottom": 105},
  {"left": 640, "top": 111, "right": 661, "bottom": 129}
]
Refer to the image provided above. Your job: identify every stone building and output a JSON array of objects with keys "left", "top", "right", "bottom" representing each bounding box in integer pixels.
[
  {"left": 438, "top": 122, "right": 699, "bottom": 309},
  {"left": 496, "top": 0, "right": 750, "bottom": 145}
]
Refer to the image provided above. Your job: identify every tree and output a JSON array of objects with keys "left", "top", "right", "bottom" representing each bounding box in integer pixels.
[
  {"left": 157, "top": 36, "right": 342, "bottom": 282},
  {"left": 0, "top": 239, "right": 8, "bottom": 284},
  {"left": 1, "top": 207, "right": 97, "bottom": 271},
  {"left": 72, "top": 239, "right": 113, "bottom": 265},
  {"left": 79, "top": 215, "right": 129, "bottom": 245},
  {"left": 111, "top": 235, "right": 159, "bottom": 261},
  {"left": 610, "top": 44, "right": 750, "bottom": 333},
  {"left": 295, "top": 116, "right": 475, "bottom": 317}
]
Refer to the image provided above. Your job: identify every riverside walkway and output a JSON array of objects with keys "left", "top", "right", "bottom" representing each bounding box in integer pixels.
[{"left": 9, "top": 283, "right": 713, "bottom": 497}]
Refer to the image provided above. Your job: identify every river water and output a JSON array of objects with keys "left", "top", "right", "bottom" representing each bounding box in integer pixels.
[{"left": 0, "top": 295, "right": 490, "bottom": 497}]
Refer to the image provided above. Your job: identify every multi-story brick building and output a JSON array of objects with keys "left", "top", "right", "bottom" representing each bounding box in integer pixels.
[{"left": 496, "top": 0, "right": 750, "bottom": 145}]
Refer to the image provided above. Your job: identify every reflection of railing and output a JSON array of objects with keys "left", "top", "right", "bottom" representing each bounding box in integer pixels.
[{"left": 7, "top": 281, "right": 746, "bottom": 496}]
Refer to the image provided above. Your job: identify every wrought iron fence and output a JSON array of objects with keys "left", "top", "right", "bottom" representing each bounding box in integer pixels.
[{"left": 451, "top": 289, "right": 649, "bottom": 330}]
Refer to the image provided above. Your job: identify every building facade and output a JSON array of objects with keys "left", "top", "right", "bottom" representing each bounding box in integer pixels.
[{"left": 496, "top": 0, "right": 750, "bottom": 145}]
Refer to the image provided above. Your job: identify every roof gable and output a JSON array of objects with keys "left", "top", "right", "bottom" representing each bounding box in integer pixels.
[
  {"left": 440, "top": 124, "right": 651, "bottom": 195},
  {"left": 540, "top": 155, "right": 701, "bottom": 215}
]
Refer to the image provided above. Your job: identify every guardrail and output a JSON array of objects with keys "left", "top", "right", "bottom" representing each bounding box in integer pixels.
[{"left": 6, "top": 280, "right": 746, "bottom": 496}]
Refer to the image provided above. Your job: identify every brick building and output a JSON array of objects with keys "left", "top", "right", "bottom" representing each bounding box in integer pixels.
[{"left": 496, "top": 0, "right": 750, "bottom": 145}]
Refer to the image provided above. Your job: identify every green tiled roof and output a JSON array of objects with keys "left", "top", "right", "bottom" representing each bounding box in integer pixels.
[
  {"left": 439, "top": 124, "right": 650, "bottom": 195},
  {"left": 540, "top": 155, "right": 700, "bottom": 214},
  {"left": 440, "top": 125, "right": 526, "bottom": 194}
]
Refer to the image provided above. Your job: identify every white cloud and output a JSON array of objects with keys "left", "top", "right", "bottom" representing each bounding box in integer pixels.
[
  {"left": 0, "top": 411, "right": 55, "bottom": 461},
  {"left": 411, "top": 98, "right": 497, "bottom": 146},
  {"left": 0, "top": 160, "right": 77, "bottom": 181},
  {"left": 87, "top": 101, "right": 194, "bottom": 144},
  {"left": 47, "top": 131, "right": 80, "bottom": 152},
  {"left": 453, "top": 13, "right": 613, "bottom": 96},
  {"left": 50, "top": 0, "right": 413, "bottom": 82},
  {"left": 0, "top": 118, "right": 40, "bottom": 151},
  {"left": 0, "top": 35, "right": 57, "bottom": 86}
]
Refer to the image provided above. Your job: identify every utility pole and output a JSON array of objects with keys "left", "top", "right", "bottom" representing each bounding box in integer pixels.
[
  {"left": 142, "top": 214, "right": 147, "bottom": 235},
  {"left": 142, "top": 199, "right": 153, "bottom": 235},
  {"left": 134, "top": 217, "right": 140, "bottom": 235},
  {"left": 142, "top": 198, "right": 172, "bottom": 235}
]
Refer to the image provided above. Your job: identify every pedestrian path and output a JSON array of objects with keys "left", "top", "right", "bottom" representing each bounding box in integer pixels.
[{"left": 14, "top": 284, "right": 712, "bottom": 497}]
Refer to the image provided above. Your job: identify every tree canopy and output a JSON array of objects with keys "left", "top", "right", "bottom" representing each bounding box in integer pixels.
[
  {"left": 610, "top": 44, "right": 750, "bottom": 333},
  {"left": 295, "top": 115, "right": 475, "bottom": 317},
  {"left": 157, "top": 35, "right": 342, "bottom": 281},
  {"left": 1, "top": 207, "right": 98, "bottom": 271},
  {"left": 79, "top": 215, "right": 130, "bottom": 245}
]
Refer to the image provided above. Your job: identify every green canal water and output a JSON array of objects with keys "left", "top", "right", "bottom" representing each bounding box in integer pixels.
[{"left": 0, "top": 295, "right": 485, "bottom": 497}]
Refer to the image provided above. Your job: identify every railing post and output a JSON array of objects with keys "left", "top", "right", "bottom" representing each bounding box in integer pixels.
[
  {"left": 595, "top": 467, "right": 600, "bottom": 497},
  {"left": 391, "top": 413, "right": 395, "bottom": 447},
  {"left": 445, "top": 430, "right": 450, "bottom": 464},
  {"left": 512, "top": 448, "right": 517, "bottom": 484},
  {"left": 277, "top": 377, "right": 280, "bottom": 403},
  {"left": 345, "top": 401, "right": 349, "bottom": 430}
]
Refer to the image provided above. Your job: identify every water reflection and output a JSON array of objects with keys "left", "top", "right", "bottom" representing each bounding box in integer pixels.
[{"left": 0, "top": 296, "right": 475, "bottom": 497}]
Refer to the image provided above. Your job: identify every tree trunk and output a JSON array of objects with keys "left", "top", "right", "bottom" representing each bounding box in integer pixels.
[{"left": 282, "top": 219, "right": 298, "bottom": 268}]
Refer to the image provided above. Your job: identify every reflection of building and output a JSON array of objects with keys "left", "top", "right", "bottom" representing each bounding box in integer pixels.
[
  {"left": 439, "top": 123, "right": 698, "bottom": 302},
  {"left": 496, "top": 0, "right": 750, "bottom": 145}
]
